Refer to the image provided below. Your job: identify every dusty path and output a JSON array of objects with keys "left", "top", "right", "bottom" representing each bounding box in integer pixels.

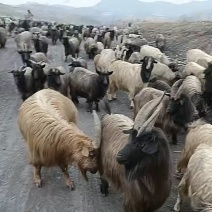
[{"left": 0, "top": 37, "right": 192, "bottom": 212}]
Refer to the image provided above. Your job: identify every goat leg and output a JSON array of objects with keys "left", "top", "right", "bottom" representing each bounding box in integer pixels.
[
  {"left": 60, "top": 165, "right": 75, "bottom": 190},
  {"left": 33, "top": 165, "right": 42, "bottom": 188},
  {"left": 100, "top": 178, "right": 109, "bottom": 196},
  {"left": 95, "top": 101, "right": 100, "bottom": 112},
  {"left": 87, "top": 101, "right": 93, "bottom": 113},
  {"left": 171, "top": 131, "right": 177, "bottom": 145}
]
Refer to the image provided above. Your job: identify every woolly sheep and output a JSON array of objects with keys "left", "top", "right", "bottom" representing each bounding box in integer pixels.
[
  {"left": 140, "top": 45, "right": 170, "bottom": 65},
  {"left": 174, "top": 144, "right": 212, "bottom": 212},
  {"left": 181, "top": 62, "right": 205, "bottom": 84},
  {"left": 108, "top": 56, "right": 157, "bottom": 108},
  {"left": 187, "top": 49, "right": 212, "bottom": 65},
  {"left": 18, "top": 89, "right": 99, "bottom": 189}
]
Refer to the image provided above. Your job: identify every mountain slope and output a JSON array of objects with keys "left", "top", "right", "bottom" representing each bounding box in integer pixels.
[{"left": 0, "top": 0, "right": 212, "bottom": 24}]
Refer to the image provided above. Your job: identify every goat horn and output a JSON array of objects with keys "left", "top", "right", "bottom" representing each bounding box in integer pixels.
[
  {"left": 92, "top": 110, "right": 101, "bottom": 149},
  {"left": 170, "top": 79, "right": 184, "bottom": 99},
  {"left": 134, "top": 92, "right": 165, "bottom": 131},
  {"left": 137, "top": 101, "right": 163, "bottom": 136}
]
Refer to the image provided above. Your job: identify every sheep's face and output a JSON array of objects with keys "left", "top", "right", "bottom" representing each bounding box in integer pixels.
[
  {"left": 168, "top": 63, "right": 179, "bottom": 72},
  {"left": 140, "top": 56, "right": 157, "bottom": 83},
  {"left": 116, "top": 130, "right": 160, "bottom": 180},
  {"left": 114, "top": 45, "right": 128, "bottom": 60},
  {"left": 77, "top": 144, "right": 99, "bottom": 181}
]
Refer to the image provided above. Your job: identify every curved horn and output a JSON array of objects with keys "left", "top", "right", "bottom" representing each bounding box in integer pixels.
[
  {"left": 171, "top": 79, "right": 184, "bottom": 99},
  {"left": 137, "top": 102, "right": 163, "bottom": 136},
  {"left": 134, "top": 92, "right": 165, "bottom": 131},
  {"left": 92, "top": 110, "right": 101, "bottom": 149}
]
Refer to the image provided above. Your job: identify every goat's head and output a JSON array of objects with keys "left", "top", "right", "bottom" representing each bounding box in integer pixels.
[
  {"left": 116, "top": 94, "right": 170, "bottom": 181},
  {"left": 77, "top": 110, "right": 103, "bottom": 180},
  {"left": 47, "top": 68, "right": 65, "bottom": 87},
  {"left": 140, "top": 56, "right": 157, "bottom": 83},
  {"left": 114, "top": 45, "right": 129, "bottom": 60},
  {"left": 167, "top": 93, "right": 199, "bottom": 129},
  {"left": 8, "top": 66, "right": 26, "bottom": 86},
  {"left": 96, "top": 70, "right": 113, "bottom": 87},
  {"left": 18, "top": 50, "right": 32, "bottom": 65}
]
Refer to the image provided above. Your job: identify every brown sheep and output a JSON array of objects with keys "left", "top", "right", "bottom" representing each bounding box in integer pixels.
[{"left": 18, "top": 89, "right": 99, "bottom": 189}]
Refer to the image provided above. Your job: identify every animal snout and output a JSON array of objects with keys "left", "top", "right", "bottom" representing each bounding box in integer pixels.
[
  {"left": 88, "top": 167, "right": 98, "bottom": 174},
  {"left": 116, "top": 153, "right": 127, "bottom": 164}
]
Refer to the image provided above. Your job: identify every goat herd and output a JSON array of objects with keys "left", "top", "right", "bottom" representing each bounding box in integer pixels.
[{"left": 1, "top": 22, "right": 212, "bottom": 212}]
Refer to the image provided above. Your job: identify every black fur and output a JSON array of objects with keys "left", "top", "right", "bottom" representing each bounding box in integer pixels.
[
  {"left": 167, "top": 94, "right": 199, "bottom": 129},
  {"left": 51, "top": 29, "right": 59, "bottom": 45},
  {"left": 46, "top": 69, "right": 64, "bottom": 91},
  {"left": 62, "top": 37, "right": 78, "bottom": 61},
  {"left": 203, "top": 63, "right": 212, "bottom": 107},
  {"left": 18, "top": 50, "right": 32, "bottom": 65},
  {"left": 33, "top": 38, "right": 48, "bottom": 55},
  {"left": 70, "top": 70, "right": 113, "bottom": 113},
  {"left": 140, "top": 56, "right": 158, "bottom": 83},
  {"left": 148, "top": 78, "right": 171, "bottom": 93}
]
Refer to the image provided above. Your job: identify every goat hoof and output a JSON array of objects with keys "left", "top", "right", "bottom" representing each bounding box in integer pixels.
[
  {"left": 34, "top": 178, "right": 42, "bottom": 188},
  {"left": 66, "top": 179, "right": 75, "bottom": 190},
  {"left": 100, "top": 184, "right": 108, "bottom": 196},
  {"left": 87, "top": 109, "right": 92, "bottom": 113}
]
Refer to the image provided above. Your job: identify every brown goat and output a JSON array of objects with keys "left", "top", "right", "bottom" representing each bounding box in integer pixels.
[{"left": 18, "top": 89, "right": 99, "bottom": 189}]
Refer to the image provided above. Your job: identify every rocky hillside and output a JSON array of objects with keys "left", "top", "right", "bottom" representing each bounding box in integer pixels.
[{"left": 133, "top": 21, "right": 212, "bottom": 63}]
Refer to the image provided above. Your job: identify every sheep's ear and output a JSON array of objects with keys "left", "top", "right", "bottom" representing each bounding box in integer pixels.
[
  {"left": 8, "top": 70, "right": 14, "bottom": 73},
  {"left": 59, "top": 72, "right": 65, "bottom": 75},
  {"left": 81, "top": 146, "right": 89, "bottom": 157},
  {"left": 41, "top": 64, "right": 46, "bottom": 69},
  {"left": 153, "top": 60, "right": 158, "bottom": 64},
  {"left": 140, "top": 59, "right": 144, "bottom": 63},
  {"left": 142, "top": 140, "right": 158, "bottom": 155}
]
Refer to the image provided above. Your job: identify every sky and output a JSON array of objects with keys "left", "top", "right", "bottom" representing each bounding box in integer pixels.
[{"left": 0, "top": 0, "right": 206, "bottom": 7}]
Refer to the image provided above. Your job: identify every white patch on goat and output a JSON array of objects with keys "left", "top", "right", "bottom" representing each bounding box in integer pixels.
[{"left": 146, "top": 58, "right": 152, "bottom": 69}]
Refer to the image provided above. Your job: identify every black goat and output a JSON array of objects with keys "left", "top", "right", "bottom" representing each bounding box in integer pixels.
[{"left": 69, "top": 67, "right": 113, "bottom": 112}]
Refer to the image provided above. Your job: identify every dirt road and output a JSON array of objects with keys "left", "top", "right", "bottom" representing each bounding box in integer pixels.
[{"left": 0, "top": 37, "right": 192, "bottom": 212}]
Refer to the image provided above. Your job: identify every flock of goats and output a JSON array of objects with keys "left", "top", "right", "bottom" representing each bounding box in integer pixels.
[{"left": 1, "top": 21, "right": 212, "bottom": 212}]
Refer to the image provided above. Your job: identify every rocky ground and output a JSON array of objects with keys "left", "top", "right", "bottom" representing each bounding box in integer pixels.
[{"left": 0, "top": 21, "right": 206, "bottom": 211}]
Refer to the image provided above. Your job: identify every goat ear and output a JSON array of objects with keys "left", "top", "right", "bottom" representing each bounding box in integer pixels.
[
  {"left": 140, "top": 59, "right": 144, "bottom": 63},
  {"left": 41, "top": 64, "right": 46, "bottom": 69},
  {"left": 123, "top": 128, "right": 133, "bottom": 134},
  {"left": 8, "top": 70, "right": 14, "bottom": 73},
  {"left": 165, "top": 93, "right": 171, "bottom": 97},
  {"left": 142, "top": 140, "right": 158, "bottom": 155},
  {"left": 96, "top": 70, "right": 101, "bottom": 75},
  {"left": 108, "top": 71, "right": 113, "bottom": 75},
  {"left": 81, "top": 146, "right": 89, "bottom": 157},
  {"left": 29, "top": 51, "right": 33, "bottom": 54},
  {"left": 59, "top": 72, "right": 65, "bottom": 75},
  {"left": 153, "top": 60, "right": 158, "bottom": 64}
]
